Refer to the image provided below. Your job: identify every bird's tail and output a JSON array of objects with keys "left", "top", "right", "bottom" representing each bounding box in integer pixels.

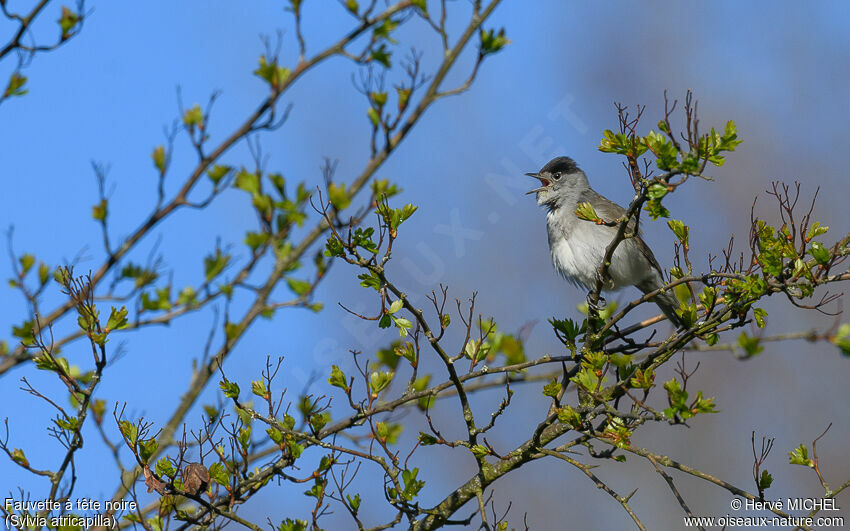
[{"left": 636, "top": 277, "right": 683, "bottom": 329}]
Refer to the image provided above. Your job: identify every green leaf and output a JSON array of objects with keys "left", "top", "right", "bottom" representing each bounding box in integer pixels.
[
  {"left": 758, "top": 469, "right": 773, "bottom": 490},
  {"left": 680, "top": 154, "right": 701, "bottom": 173},
  {"left": 11, "top": 448, "right": 28, "bottom": 467},
  {"left": 368, "top": 344, "right": 397, "bottom": 370},
  {"left": 396, "top": 86, "right": 411, "bottom": 110},
  {"left": 277, "top": 519, "right": 307, "bottom": 531},
  {"left": 370, "top": 91, "right": 387, "bottom": 107},
  {"left": 219, "top": 379, "right": 240, "bottom": 399},
  {"left": 463, "top": 338, "right": 490, "bottom": 361},
  {"left": 366, "top": 107, "right": 381, "bottom": 127},
  {"left": 324, "top": 235, "right": 345, "bottom": 257},
  {"left": 207, "top": 164, "right": 231, "bottom": 185},
  {"left": 392, "top": 316, "right": 412, "bottom": 337},
  {"left": 599, "top": 129, "right": 631, "bottom": 155},
  {"left": 287, "top": 440, "right": 304, "bottom": 459},
  {"left": 369, "top": 43, "right": 392, "bottom": 68},
  {"left": 646, "top": 182, "right": 668, "bottom": 200},
  {"left": 253, "top": 55, "right": 291, "bottom": 88},
  {"left": 719, "top": 120, "right": 742, "bottom": 153},
  {"left": 752, "top": 307, "right": 767, "bottom": 328},
  {"left": 58, "top": 7, "right": 80, "bottom": 38},
  {"left": 177, "top": 286, "right": 198, "bottom": 307},
  {"left": 809, "top": 241, "right": 830, "bottom": 265},
  {"left": 369, "top": 371, "right": 393, "bottom": 396},
  {"left": 550, "top": 317, "right": 586, "bottom": 343},
  {"left": 400, "top": 468, "right": 425, "bottom": 500},
  {"left": 152, "top": 145, "right": 165, "bottom": 173},
  {"left": 182, "top": 104, "right": 203, "bottom": 128},
  {"left": 418, "top": 432, "right": 437, "bottom": 446},
  {"left": 139, "top": 438, "right": 158, "bottom": 464},
  {"left": 4, "top": 72, "right": 28, "bottom": 98},
  {"left": 155, "top": 457, "right": 176, "bottom": 479},
  {"left": 37, "top": 262, "right": 50, "bottom": 285},
  {"left": 643, "top": 199, "right": 670, "bottom": 220},
  {"left": 832, "top": 323, "right": 850, "bottom": 356},
  {"left": 352, "top": 227, "right": 378, "bottom": 253},
  {"left": 413, "top": 376, "right": 433, "bottom": 410},
  {"left": 575, "top": 202, "right": 599, "bottom": 222},
  {"left": 203, "top": 405, "right": 219, "bottom": 421},
  {"left": 286, "top": 278, "right": 312, "bottom": 296},
  {"left": 244, "top": 231, "right": 269, "bottom": 251},
  {"left": 328, "top": 182, "right": 351, "bottom": 210},
  {"left": 471, "top": 444, "right": 489, "bottom": 458},
  {"left": 140, "top": 286, "right": 171, "bottom": 312},
  {"left": 542, "top": 378, "right": 561, "bottom": 398},
  {"left": 387, "top": 299, "right": 404, "bottom": 314},
  {"left": 224, "top": 321, "right": 240, "bottom": 340},
  {"left": 13, "top": 319, "right": 35, "bottom": 343},
  {"left": 119, "top": 263, "right": 157, "bottom": 288},
  {"left": 119, "top": 420, "right": 138, "bottom": 445},
  {"left": 371, "top": 179, "right": 400, "bottom": 199},
  {"left": 251, "top": 379, "right": 268, "bottom": 398},
  {"left": 699, "top": 286, "right": 718, "bottom": 309},
  {"left": 737, "top": 332, "right": 764, "bottom": 357},
  {"left": 479, "top": 27, "right": 509, "bottom": 56},
  {"left": 556, "top": 405, "right": 582, "bottom": 427},
  {"left": 670, "top": 301, "right": 695, "bottom": 327},
  {"left": 395, "top": 342, "right": 417, "bottom": 366},
  {"left": 54, "top": 415, "right": 79, "bottom": 432},
  {"left": 663, "top": 378, "right": 689, "bottom": 419},
  {"left": 203, "top": 249, "right": 230, "bottom": 281},
  {"left": 234, "top": 169, "right": 261, "bottom": 195},
  {"left": 806, "top": 222, "right": 828, "bottom": 240},
  {"left": 376, "top": 422, "right": 403, "bottom": 444},
  {"left": 644, "top": 130, "right": 679, "bottom": 170},
  {"left": 667, "top": 219, "right": 689, "bottom": 246},
  {"left": 629, "top": 368, "right": 655, "bottom": 391},
  {"left": 377, "top": 201, "right": 418, "bottom": 231},
  {"left": 266, "top": 426, "right": 284, "bottom": 446},
  {"left": 788, "top": 444, "right": 813, "bottom": 467},
  {"left": 92, "top": 199, "right": 108, "bottom": 221},
  {"left": 19, "top": 254, "right": 35, "bottom": 274},
  {"left": 346, "top": 493, "right": 361, "bottom": 513},
  {"left": 310, "top": 412, "right": 330, "bottom": 432},
  {"left": 691, "top": 391, "right": 718, "bottom": 415},
  {"left": 208, "top": 462, "right": 229, "bottom": 486},
  {"left": 328, "top": 365, "right": 348, "bottom": 391},
  {"left": 107, "top": 306, "right": 129, "bottom": 331},
  {"left": 583, "top": 351, "right": 608, "bottom": 372},
  {"left": 239, "top": 426, "right": 251, "bottom": 449}
]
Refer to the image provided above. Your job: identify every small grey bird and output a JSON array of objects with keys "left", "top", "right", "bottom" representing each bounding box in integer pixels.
[{"left": 527, "top": 156, "right": 682, "bottom": 327}]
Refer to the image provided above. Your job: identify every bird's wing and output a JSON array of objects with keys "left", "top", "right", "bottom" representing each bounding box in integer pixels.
[
  {"left": 634, "top": 235, "right": 665, "bottom": 277},
  {"left": 577, "top": 188, "right": 635, "bottom": 233},
  {"left": 578, "top": 188, "right": 665, "bottom": 276}
]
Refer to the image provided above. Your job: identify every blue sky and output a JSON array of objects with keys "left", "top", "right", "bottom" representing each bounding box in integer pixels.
[{"left": 2, "top": 1, "right": 850, "bottom": 529}]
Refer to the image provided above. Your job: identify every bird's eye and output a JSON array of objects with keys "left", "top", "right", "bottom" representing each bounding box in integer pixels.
[{"left": 552, "top": 172, "right": 561, "bottom": 181}]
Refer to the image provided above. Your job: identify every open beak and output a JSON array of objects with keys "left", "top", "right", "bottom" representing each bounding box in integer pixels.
[{"left": 525, "top": 172, "right": 550, "bottom": 195}]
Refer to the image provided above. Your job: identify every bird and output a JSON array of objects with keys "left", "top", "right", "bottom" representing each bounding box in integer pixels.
[{"left": 526, "top": 156, "right": 682, "bottom": 328}]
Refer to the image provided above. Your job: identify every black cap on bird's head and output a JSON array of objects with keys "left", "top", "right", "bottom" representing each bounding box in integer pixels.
[
  {"left": 539, "top": 156, "right": 580, "bottom": 176},
  {"left": 525, "top": 156, "right": 582, "bottom": 195}
]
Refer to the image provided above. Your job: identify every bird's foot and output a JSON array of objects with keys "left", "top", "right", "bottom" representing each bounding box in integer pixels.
[{"left": 586, "top": 294, "right": 607, "bottom": 314}]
